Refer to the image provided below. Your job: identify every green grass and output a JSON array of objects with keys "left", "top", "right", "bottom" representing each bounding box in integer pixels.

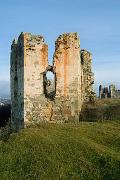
[{"left": 0, "top": 121, "right": 120, "bottom": 180}]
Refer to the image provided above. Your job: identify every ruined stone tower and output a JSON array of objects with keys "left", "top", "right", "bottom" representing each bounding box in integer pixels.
[{"left": 10, "top": 32, "right": 94, "bottom": 130}]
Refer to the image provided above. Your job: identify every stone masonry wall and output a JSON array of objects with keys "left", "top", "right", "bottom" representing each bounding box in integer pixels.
[
  {"left": 81, "top": 49, "right": 95, "bottom": 101},
  {"left": 53, "top": 33, "right": 82, "bottom": 122},
  {"left": 11, "top": 32, "right": 94, "bottom": 130},
  {"left": 10, "top": 39, "right": 18, "bottom": 130},
  {"left": 11, "top": 33, "right": 49, "bottom": 130},
  {"left": 23, "top": 33, "right": 49, "bottom": 125}
]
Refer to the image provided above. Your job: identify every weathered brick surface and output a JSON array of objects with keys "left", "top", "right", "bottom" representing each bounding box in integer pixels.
[{"left": 10, "top": 32, "right": 94, "bottom": 130}]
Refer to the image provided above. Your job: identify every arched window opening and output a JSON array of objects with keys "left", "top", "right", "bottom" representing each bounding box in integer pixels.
[{"left": 43, "top": 66, "right": 56, "bottom": 100}]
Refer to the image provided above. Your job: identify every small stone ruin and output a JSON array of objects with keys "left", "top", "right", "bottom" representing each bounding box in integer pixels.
[{"left": 99, "top": 84, "right": 120, "bottom": 99}]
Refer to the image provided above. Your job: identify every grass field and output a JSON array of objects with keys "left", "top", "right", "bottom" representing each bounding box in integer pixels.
[{"left": 0, "top": 121, "right": 120, "bottom": 180}]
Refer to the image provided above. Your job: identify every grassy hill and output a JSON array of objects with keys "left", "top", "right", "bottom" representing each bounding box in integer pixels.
[{"left": 0, "top": 121, "right": 120, "bottom": 179}]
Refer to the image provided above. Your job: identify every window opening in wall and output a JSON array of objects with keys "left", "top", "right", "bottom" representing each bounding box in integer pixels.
[{"left": 43, "top": 66, "right": 56, "bottom": 100}]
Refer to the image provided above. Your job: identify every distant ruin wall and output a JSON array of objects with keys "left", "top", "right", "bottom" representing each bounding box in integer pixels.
[
  {"left": 10, "top": 32, "right": 94, "bottom": 131},
  {"left": 99, "top": 84, "right": 120, "bottom": 99}
]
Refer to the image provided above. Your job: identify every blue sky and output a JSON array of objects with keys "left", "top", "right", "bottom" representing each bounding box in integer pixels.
[{"left": 0, "top": 0, "right": 120, "bottom": 97}]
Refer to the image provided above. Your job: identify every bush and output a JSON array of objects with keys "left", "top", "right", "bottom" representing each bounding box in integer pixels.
[
  {"left": 0, "top": 104, "right": 11, "bottom": 127},
  {"left": 0, "top": 120, "right": 12, "bottom": 142},
  {"left": 80, "top": 99, "right": 120, "bottom": 122}
]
